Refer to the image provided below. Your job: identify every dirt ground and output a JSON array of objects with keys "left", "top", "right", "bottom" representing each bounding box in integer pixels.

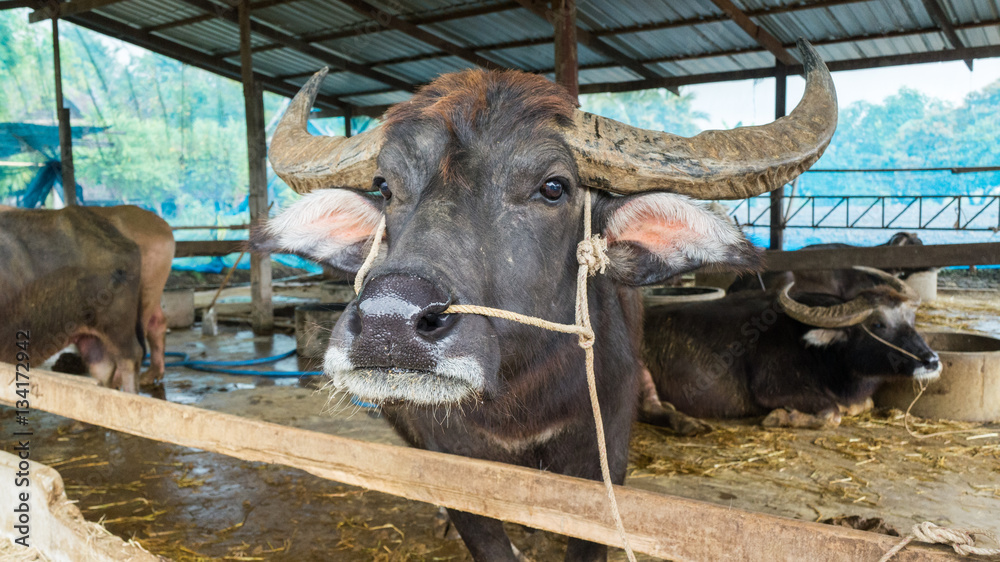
[{"left": 3, "top": 270, "right": 999, "bottom": 561}]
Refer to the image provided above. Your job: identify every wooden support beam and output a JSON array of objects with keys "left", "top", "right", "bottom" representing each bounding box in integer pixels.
[
  {"left": 343, "top": 106, "right": 352, "bottom": 137},
  {"left": 297, "top": 2, "right": 518, "bottom": 45},
  {"left": 552, "top": 0, "right": 578, "bottom": 101},
  {"left": 0, "top": 0, "right": 35, "bottom": 10},
  {"left": 513, "top": 0, "right": 666, "bottom": 85},
  {"left": 0, "top": 366, "right": 960, "bottom": 562},
  {"left": 52, "top": 17, "right": 76, "bottom": 206},
  {"left": 28, "top": 0, "right": 126, "bottom": 23},
  {"left": 709, "top": 0, "right": 797, "bottom": 65},
  {"left": 67, "top": 11, "right": 349, "bottom": 112},
  {"left": 174, "top": 240, "right": 244, "bottom": 257},
  {"left": 178, "top": 0, "right": 416, "bottom": 92},
  {"left": 920, "top": 0, "right": 972, "bottom": 70},
  {"left": 763, "top": 242, "right": 1000, "bottom": 271},
  {"left": 333, "top": 0, "right": 505, "bottom": 70},
  {"left": 142, "top": 13, "right": 213, "bottom": 33},
  {"left": 240, "top": 0, "right": 273, "bottom": 336},
  {"left": 215, "top": 41, "right": 285, "bottom": 61},
  {"left": 577, "top": 44, "right": 1000, "bottom": 94},
  {"left": 769, "top": 62, "right": 787, "bottom": 251}
]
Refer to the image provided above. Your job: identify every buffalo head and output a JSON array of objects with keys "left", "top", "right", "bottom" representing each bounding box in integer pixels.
[
  {"left": 256, "top": 40, "right": 838, "bottom": 407},
  {"left": 780, "top": 267, "right": 941, "bottom": 381}
]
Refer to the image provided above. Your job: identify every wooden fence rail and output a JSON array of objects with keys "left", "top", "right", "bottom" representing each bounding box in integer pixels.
[{"left": 0, "top": 365, "right": 957, "bottom": 561}]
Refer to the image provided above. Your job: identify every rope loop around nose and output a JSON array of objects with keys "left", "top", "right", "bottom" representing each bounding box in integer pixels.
[{"left": 577, "top": 234, "right": 610, "bottom": 277}]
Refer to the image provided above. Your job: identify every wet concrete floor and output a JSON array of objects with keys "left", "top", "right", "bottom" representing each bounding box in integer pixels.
[{"left": 2, "top": 290, "right": 999, "bottom": 561}]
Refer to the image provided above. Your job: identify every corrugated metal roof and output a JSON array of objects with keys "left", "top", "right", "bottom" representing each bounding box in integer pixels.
[{"left": 65, "top": 0, "right": 1000, "bottom": 115}]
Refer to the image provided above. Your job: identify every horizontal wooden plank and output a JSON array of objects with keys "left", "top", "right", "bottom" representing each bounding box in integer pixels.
[
  {"left": 762, "top": 242, "right": 1000, "bottom": 271},
  {"left": 0, "top": 365, "right": 957, "bottom": 561},
  {"left": 175, "top": 240, "right": 245, "bottom": 257}
]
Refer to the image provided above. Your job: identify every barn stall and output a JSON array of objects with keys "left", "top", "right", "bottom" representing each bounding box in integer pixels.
[{"left": 2, "top": 0, "right": 1000, "bottom": 560}]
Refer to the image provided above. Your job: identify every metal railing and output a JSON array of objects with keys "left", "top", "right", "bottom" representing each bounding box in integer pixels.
[{"left": 729, "top": 194, "right": 1000, "bottom": 232}]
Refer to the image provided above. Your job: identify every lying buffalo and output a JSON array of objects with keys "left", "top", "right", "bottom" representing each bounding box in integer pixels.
[
  {"left": 0, "top": 206, "right": 144, "bottom": 392},
  {"left": 728, "top": 231, "right": 926, "bottom": 298},
  {"left": 643, "top": 268, "right": 940, "bottom": 429},
  {"left": 255, "top": 41, "right": 837, "bottom": 561}
]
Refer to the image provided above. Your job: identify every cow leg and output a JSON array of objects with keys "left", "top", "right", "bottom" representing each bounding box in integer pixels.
[
  {"left": 839, "top": 397, "right": 874, "bottom": 417},
  {"left": 762, "top": 407, "right": 841, "bottom": 429},
  {"left": 445, "top": 509, "right": 519, "bottom": 562},
  {"left": 141, "top": 306, "right": 167, "bottom": 385},
  {"left": 637, "top": 365, "right": 712, "bottom": 436},
  {"left": 565, "top": 538, "right": 606, "bottom": 561},
  {"left": 75, "top": 335, "right": 114, "bottom": 387}
]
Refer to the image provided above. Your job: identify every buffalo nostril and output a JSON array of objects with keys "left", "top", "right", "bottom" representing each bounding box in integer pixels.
[{"left": 415, "top": 311, "right": 455, "bottom": 337}]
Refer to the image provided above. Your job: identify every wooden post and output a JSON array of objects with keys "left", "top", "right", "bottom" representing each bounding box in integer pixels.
[
  {"left": 769, "top": 62, "right": 787, "bottom": 250},
  {"left": 552, "top": 0, "right": 578, "bottom": 102},
  {"left": 344, "top": 107, "right": 352, "bottom": 138},
  {"left": 240, "top": 0, "right": 273, "bottom": 335},
  {"left": 52, "top": 16, "right": 76, "bottom": 206}
]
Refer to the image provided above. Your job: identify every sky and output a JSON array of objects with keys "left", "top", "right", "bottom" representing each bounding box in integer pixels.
[{"left": 686, "top": 58, "right": 1000, "bottom": 130}]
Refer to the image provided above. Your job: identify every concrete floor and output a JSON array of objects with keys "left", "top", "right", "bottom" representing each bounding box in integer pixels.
[{"left": 4, "top": 289, "right": 999, "bottom": 561}]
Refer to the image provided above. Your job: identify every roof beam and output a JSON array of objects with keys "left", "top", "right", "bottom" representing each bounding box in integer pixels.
[
  {"left": 143, "top": 13, "right": 213, "bottom": 33},
  {"left": 0, "top": 1, "right": 36, "bottom": 10},
  {"left": 328, "top": 17, "right": 1000, "bottom": 103},
  {"left": 66, "top": 10, "right": 351, "bottom": 112},
  {"left": 513, "top": 0, "right": 665, "bottom": 83},
  {"left": 920, "top": 0, "right": 972, "bottom": 70},
  {"left": 297, "top": 2, "right": 518, "bottom": 45},
  {"left": 592, "top": 0, "right": 874, "bottom": 37},
  {"left": 28, "top": 0, "right": 127, "bottom": 23},
  {"left": 708, "top": 0, "right": 798, "bottom": 65},
  {"left": 177, "top": 0, "right": 416, "bottom": 92},
  {"left": 332, "top": 0, "right": 505, "bottom": 70},
  {"left": 577, "top": 44, "right": 1000, "bottom": 94}
]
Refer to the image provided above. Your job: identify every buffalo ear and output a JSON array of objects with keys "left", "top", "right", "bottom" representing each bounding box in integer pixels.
[
  {"left": 802, "top": 328, "right": 848, "bottom": 347},
  {"left": 602, "top": 192, "right": 761, "bottom": 286},
  {"left": 249, "top": 189, "right": 382, "bottom": 276}
]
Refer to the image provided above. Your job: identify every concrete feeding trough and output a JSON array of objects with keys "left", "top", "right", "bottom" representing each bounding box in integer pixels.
[
  {"left": 161, "top": 289, "right": 195, "bottom": 329},
  {"left": 0, "top": 451, "right": 160, "bottom": 562},
  {"left": 694, "top": 271, "right": 738, "bottom": 290},
  {"left": 904, "top": 269, "right": 938, "bottom": 301},
  {"left": 875, "top": 330, "right": 1000, "bottom": 422},
  {"left": 295, "top": 303, "right": 347, "bottom": 358},
  {"left": 643, "top": 286, "right": 725, "bottom": 307}
]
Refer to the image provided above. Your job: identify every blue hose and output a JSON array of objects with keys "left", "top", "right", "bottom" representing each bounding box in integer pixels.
[{"left": 147, "top": 350, "right": 378, "bottom": 409}]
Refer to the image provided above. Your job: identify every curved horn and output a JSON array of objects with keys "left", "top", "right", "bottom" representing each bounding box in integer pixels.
[
  {"left": 778, "top": 283, "right": 875, "bottom": 328},
  {"left": 852, "top": 266, "right": 921, "bottom": 302},
  {"left": 269, "top": 68, "right": 383, "bottom": 194},
  {"left": 566, "top": 39, "right": 838, "bottom": 199}
]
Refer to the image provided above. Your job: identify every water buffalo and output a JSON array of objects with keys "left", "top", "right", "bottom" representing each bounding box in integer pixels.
[
  {"left": 728, "top": 231, "right": 926, "bottom": 298},
  {"left": 0, "top": 206, "right": 144, "bottom": 392},
  {"left": 86, "top": 206, "right": 175, "bottom": 384},
  {"left": 255, "top": 40, "right": 837, "bottom": 561},
  {"left": 643, "top": 268, "right": 940, "bottom": 429}
]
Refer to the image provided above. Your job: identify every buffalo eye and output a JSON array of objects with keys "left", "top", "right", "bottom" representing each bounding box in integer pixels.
[
  {"left": 373, "top": 177, "right": 391, "bottom": 200},
  {"left": 540, "top": 178, "right": 565, "bottom": 201},
  {"left": 871, "top": 321, "right": 885, "bottom": 330}
]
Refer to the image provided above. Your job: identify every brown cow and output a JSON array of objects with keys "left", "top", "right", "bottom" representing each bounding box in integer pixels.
[
  {"left": 0, "top": 206, "right": 144, "bottom": 392},
  {"left": 86, "top": 206, "right": 175, "bottom": 384}
]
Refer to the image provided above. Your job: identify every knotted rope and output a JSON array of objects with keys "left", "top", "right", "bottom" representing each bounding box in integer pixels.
[
  {"left": 878, "top": 522, "right": 1000, "bottom": 561},
  {"left": 353, "top": 190, "right": 637, "bottom": 562}
]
